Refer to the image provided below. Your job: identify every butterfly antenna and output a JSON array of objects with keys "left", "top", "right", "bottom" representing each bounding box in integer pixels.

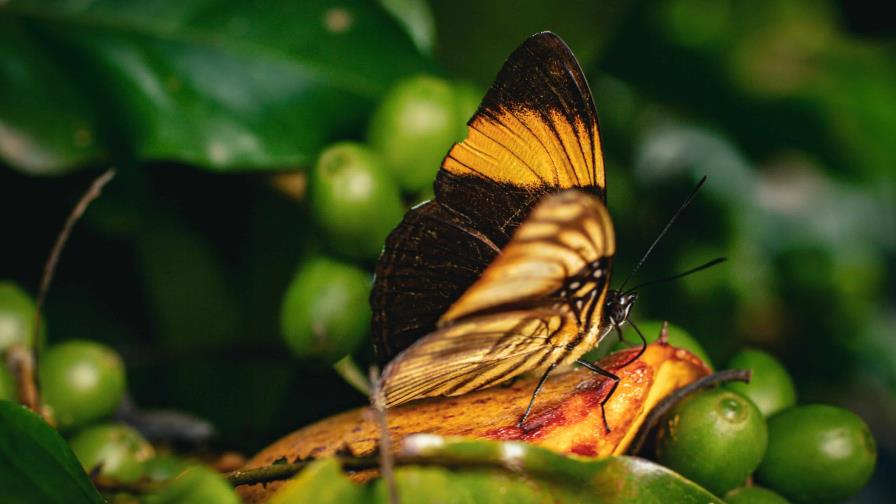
[
  {"left": 617, "top": 176, "right": 708, "bottom": 291},
  {"left": 623, "top": 256, "right": 727, "bottom": 295}
]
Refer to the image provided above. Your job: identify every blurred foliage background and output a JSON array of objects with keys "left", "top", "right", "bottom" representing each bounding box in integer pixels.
[{"left": 1, "top": 0, "right": 893, "bottom": 501}]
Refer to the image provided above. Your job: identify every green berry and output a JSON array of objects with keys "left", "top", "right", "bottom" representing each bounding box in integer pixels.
[
  {"left": 39, "top": 340, "right": 126, "bottom": 430},
  {"left": 0, "top": 281, "right": 44, "bottom": 351},
  {"left": 144, "top": 466, "right": 240, "bottom": 504},
  {"left": 367, "top": 75, "right": 470, "bottom": 193},
  {"left": 656, "top": 388, "right": 767, "bottom": 496},
  {"left": 143, "top": 454, "right": 190, "bottom": 482},
  {"left": 69, "top": 423, "right": 154, "bottom": 483},
  {"left": 724, "top": 486, "right": 790, "bottom": 504},
  {"left": 725, "top": 349, "right": 797, "bottom": 417},
  {"left": 0, "top": 364, "right": 14, "bottom": 401},
  {"left": 281, "top": 256, "right": 371, "bottom": 363},
  {"left": 756, "top": 405, "right": 876, "bottom": 503},
  {"left": 612, "top": 320, "right": 713, "bottom": 369},
  {"left": 309, "top": 142, "right": 405, "bottom": 262}
]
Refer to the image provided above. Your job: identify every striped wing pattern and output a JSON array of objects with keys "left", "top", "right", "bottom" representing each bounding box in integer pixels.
[
  {"left": 382, "top": 309, "right": 575, "bottom": 407},
  {"left": 382, "top": 190, "right": 615, "bottom": 407}
]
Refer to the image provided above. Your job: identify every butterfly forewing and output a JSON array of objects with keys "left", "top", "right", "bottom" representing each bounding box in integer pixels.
[
  {"left": 443, "top": 33, "right": 604, "bottom": 191},
  {"left": 372, "top": 32, "right": 606, "bottom": 366},
  {"left": 381, "top": 190, "right": 615, "bottom": 407}
]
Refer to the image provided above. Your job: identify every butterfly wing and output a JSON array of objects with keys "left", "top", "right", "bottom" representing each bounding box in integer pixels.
[
  {"left": 440, "top": 31, "right": 605, "bottom": 194},
  {"left": 372, "top": 32, "right": 605, "bottom": 365},
  {"left": 382, "top": 308, "right": 576, "bottom": 407},
  {"left": 381, "top": 190, "right": 615, "bottom": 406}
]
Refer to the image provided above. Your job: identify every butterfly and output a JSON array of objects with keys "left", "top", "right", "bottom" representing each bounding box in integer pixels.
[{"left": 370, "top": 32, "right": 639, "bottom": 430}]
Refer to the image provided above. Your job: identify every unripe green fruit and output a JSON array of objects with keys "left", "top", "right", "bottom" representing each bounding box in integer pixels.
[
  {"left": 309, "top": 142, "right": 405, "bottom": 262},
  {"left": 367, "top": 75, "right": 470, "bottom": 193},
  {"left": 724, "top": 486, "right": 790, "bottom": 504},
  {"left": 39, "top": 340, "right": 126, "bottom": 430},
  {"left": 0, "top": 364, "right": 14, "bottom": 401},
  {"left": 69, "top": 423, "right": 154, "bottom": 483},
  {"left": 143, "top": 454, "right": 190, "bottom": 482},
  {"left": 656, "top": 388, "right": 767, "bottom": 496},
  {"left": 756, "top": 405, "right": 876, "bottom": 503},
  {"left": 281, "top": 256, "right": 371, "bottom": 363},
  {"left": 0, "top": 281, "right": 44, "bottom": 351},
  {"left": 725, "top": 348, "right": 796, "bottom": 417}
]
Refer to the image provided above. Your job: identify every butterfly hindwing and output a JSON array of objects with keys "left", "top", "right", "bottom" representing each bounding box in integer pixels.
[
  {"left": 371, "top": 201, "right": 500, "bottom": 362},
  {"left": 372, "top": 32, "right": 606, "bottom": 366},
  {"left": 382, "top": 308, "right": 576, "bottom": 407},
  {"left": 382, "top": 190, "right": 615, "bottom": 407}
]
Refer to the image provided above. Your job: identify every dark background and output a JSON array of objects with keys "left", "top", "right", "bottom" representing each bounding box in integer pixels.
[{"left": 1, "top": 1, "right": 894, "bottom": 501}]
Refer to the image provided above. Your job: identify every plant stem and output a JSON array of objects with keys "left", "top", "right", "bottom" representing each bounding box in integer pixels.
[
  {"left": 20, "top": 168, "right": 115, "bottom": 421},
  {"left": 226, "top": 456, "right": 378, "bottom": 486}
]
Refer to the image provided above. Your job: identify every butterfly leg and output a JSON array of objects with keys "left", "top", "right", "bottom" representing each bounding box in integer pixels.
[
  {"left": 517, "top": 362, "right": 558, "bottom": 429},
  {"left": 620, "top": 321, "right": 648, "bottom": 367},
  {"left": 575, "top": 359, "right": 620, "bottom": 433}
]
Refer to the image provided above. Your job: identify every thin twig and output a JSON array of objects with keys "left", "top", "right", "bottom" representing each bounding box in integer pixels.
[
  {"left": 333, "top": 355, "right": 371, "bottom": 396},
  {"left": 18, "top": 169, "right": 115, "bottom": 419},
  {"left": 627, "top": 368, "right": 752, "bottom": 455},
  {"left": 227, "top": 461, "right": 312, "bottom": 486},
  {"left": 226, "top": 456, "right": 378, "bottom": 486},
  {"left": 369, "top": 366, "right": 399, "bottom": 504}
]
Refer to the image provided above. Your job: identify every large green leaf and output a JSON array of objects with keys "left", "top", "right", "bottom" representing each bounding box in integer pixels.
[
  {"left": 268, "top": 436, "right": 724, "bottom": 503},
  {"left": 0, "top": 0, "right": 430, "bottom": 174},
  {"left": 0, "top": 400, "right": 104, "bottom": 504}
]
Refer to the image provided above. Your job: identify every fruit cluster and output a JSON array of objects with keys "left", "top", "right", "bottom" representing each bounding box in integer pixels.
[
  {"left": 635, "top": 321, "right": 876, "bottom": 503},
  {"left": 0, "top": 281, "right": 241, "bottom": 502},
  {"left": 281, "top": 75, "right": 478, "bottom": 362},
  {"left": 1, "top": 74, "right": 477, "bottom": 502}
]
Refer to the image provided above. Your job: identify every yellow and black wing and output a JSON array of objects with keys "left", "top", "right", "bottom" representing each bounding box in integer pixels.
[
  {"left": 372, "top": 32, "right": 606, "bottom": 366},
  {"left": 381, "top": 190, "right": 615, "bottom": 406}
]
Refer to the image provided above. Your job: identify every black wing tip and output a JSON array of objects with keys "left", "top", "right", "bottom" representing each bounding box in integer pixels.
[{"left": 521, "top": 31, "right": 574, "bottom": 54}]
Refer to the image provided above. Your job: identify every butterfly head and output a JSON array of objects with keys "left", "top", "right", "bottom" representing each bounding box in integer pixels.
[{"left": 604, "top": 290, "right": 637, "bottom": 328}]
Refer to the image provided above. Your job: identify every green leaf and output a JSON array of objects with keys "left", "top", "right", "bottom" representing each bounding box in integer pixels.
[
  {"left": 270, "top": 436, "right": 724, "bottom": 503},
  {"left": 401, "top": 435, "right": 724, "bottom": 503},
  {"left": 0, "top": 21, "right": 104, "bottom": 175},
  {"left": 0, "top": 0, "right": 431, "bottom": 174},
  {"left": 145, "top": 465, "right": 241, "bottom": 504},
  {"left": 379, "top": 0, "right": 436, "bottom": 54},
  {"left": 0, "top": 400, "right": 104, "bottom": 504},
  {"left": 269, "top": 458, "right": 367, "bottom": 504}
]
